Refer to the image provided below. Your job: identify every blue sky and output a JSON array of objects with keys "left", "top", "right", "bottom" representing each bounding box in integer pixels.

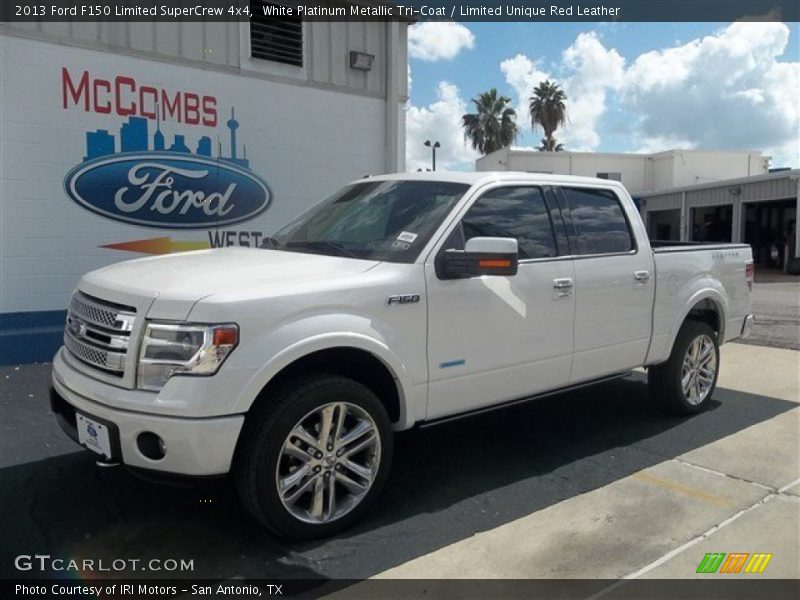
[{"left": 405, "top": 21, "right": 800, "bottom": 170}]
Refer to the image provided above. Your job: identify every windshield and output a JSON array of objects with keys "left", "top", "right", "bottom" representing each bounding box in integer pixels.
[{"left": 266, "top": 180, "right": 470, "bottom": 263}]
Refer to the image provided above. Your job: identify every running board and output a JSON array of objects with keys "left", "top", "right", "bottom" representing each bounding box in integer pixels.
[{"left": 419, "top": 372, "right": 633, "bottom": 428}]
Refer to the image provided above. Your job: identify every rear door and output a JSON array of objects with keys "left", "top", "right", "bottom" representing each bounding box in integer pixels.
[
  {"left": 424, "top": 184, "right": 576, "bottom": 419},
  {"left": 556, "top": 186, "right": 655, "bottom": 383}
]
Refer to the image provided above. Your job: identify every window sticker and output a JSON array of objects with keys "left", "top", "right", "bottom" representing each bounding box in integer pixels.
[{"left": 397, "top": 231, "right": 418, "bottom": 244}]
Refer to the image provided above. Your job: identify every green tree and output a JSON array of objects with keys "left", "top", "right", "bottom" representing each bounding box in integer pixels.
[
  {"left": 462, "top": 88, "right": 518, "bottom": 155},
  {"left": 529, "top": 80, "right": 568, "bottom": 152}
]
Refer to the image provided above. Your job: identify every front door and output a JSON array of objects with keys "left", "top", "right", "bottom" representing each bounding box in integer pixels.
[{"left": 425, "top": 185, "right": 576, "bottom": 420}]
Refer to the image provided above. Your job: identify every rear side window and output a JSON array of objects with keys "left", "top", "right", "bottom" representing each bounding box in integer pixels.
[
  {"left": 562, "top": 187, "right": 634, "bottom": 255},
  {"left": 461, "top": 187, "right": 558, "bottom": 259}
]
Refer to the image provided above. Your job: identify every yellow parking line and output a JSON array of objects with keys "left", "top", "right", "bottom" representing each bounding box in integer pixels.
[{"left": 633, "top": 471, "right": 733, "bottom": 507}]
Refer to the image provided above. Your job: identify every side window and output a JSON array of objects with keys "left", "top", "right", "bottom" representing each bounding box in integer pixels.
[
  {"left": 563, "top": 187, "right": 634, "bottom": 255},
  {"left": 461, "top": 187, "right": 558, "bottom": 259}
]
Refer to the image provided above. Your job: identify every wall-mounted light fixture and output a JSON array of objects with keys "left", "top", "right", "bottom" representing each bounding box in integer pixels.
[
  {"left": 349, "top": 51, "right": 375, "bottom": 71},
  {"left": 729, "top": 187, "right": 742, "bottom": 196}
]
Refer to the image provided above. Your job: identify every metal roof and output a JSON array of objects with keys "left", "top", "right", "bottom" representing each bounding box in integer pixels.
[{"left": 638, "top": 169, "right": 800, "bottom": 198}]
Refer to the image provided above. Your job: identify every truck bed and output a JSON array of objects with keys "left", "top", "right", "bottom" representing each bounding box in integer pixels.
[
  {"left": 646, "top": 241, "right": 753, "bottom": 366},
  {"left": 650, "top": 240, "right": 751, "bottom": 252}
]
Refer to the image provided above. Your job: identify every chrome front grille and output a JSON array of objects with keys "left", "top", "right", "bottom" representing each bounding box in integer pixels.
[
  {"left": 64, "top": 292, "right": 136, "bottom": 376},
  {"left": 70, "top": 293, "right": 135, "bottom": 330},
  {"left": 64, "top": 333, "right": 123, "bottom": 371}
]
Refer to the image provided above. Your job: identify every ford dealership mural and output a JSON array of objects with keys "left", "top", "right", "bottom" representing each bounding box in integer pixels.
[
  {"left": 0, "top": 35, "right": 390, "bottom": 366},
  {"left": 64, "top": 110, "right": 271, "bottom": 229}
]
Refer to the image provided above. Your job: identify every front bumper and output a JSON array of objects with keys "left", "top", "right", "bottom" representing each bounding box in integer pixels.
[
  {"left": 740, "top": 314, "right": 755, "bottom": 338},
  {"left": 51, "top": 361, "right": 245, "bottom": 476}
]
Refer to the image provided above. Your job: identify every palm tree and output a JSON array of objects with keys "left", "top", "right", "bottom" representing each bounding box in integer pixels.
[
  {"left": 462, "top": 88, "right": 518, "bottom": 155},
  {"left": 529, "top": 80, "right": 567, "bottom": 152}
]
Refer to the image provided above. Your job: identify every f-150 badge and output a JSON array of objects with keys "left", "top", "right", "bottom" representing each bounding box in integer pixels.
[{"left": 387, "top": 294, "right": 421, "bottom": 306}]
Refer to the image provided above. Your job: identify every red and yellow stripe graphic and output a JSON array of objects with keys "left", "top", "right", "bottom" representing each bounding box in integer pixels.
[{"left": 101, "top": 237, "right": 211, "bottom": 255}]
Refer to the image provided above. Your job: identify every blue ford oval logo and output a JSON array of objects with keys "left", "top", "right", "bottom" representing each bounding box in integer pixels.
[
  {"left": 64, "top": 152, "right": 271, "bottom": 229},
  {"left": 68, "top": 317, "right": 86, "bottom": 338}
]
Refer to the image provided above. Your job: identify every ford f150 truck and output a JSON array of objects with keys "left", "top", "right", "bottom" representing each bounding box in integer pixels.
[{"left": 51, "top": 172, "right": 754, "bottom": 539}]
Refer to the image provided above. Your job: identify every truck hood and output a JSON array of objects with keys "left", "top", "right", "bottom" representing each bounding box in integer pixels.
[{"left": 79, "top": 247, "right": 379, "bottom": 320}]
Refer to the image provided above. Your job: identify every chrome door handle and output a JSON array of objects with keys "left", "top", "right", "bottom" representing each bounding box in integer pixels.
[
  {"left": 553, "top": 278, "right": 574, "bottom": 299},
  {"left": 634, "top": 270, "right": 651, "bottom": 283},
  {"left": 553, "top": 278, "right": 574, "bottom": 289}
]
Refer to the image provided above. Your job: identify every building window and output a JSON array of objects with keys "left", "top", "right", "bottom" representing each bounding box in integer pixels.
[
  {"left": 596, "top": 172, "right": 622, "bottom": 182},
  {"left": 692, "top": 205, "right": 733, "bottom": 242},
  {"left": 648, "top": 209, "right": 681, "bottom": 241},
  {"left": 250, "top": 1, "right": 303, "bottom": 67},
  {"left": 562, "top": 187, "right": 634, "bottom": 255}
]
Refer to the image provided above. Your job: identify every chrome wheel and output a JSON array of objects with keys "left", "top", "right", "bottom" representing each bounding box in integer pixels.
[
  {"left": 276, "top": 402, "right": 381, "bottom": 524},
  {"left": 681, "top": 334, "right": 717, "bottom": 405}
]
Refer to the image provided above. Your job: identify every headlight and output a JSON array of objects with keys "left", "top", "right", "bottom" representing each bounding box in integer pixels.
[{"left": 137, "top": 322, "right": 238, "bottom": 391}]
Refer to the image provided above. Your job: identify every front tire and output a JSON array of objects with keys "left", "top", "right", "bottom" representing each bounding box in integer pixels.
[
  {"left": 234, "top": 373, "right": 393, "bottom": 540},
  {"left": 648, "top": 321, "right": 720, "bottom": 415}
]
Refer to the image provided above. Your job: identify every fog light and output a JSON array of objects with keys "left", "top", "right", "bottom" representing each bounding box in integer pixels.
[{"left": 137, "top": 432, "right": 166, "bottom": 460}]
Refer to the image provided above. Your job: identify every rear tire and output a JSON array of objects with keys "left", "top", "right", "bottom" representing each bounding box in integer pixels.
[
  {"left": 648, "top": 320, "right": 720, "bottom": 415},
  {"left": 234, "top": 373, "right": 393, "bottom": 541}
]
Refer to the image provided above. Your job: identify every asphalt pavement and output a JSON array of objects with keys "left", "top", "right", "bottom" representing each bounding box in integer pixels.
[
  {"left": 737, "top": 270, "right": 800, "bottom": 350},
  {"left": 2, "top": 269, "right": 798, "bottom": 594},
  {"left": 1, "top": 344, "right": 798, "bottom": 592}
]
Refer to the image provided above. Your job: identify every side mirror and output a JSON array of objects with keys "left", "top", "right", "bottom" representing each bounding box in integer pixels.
[{"left": 437, "top": 237, "right": 519, "bottom": 280}]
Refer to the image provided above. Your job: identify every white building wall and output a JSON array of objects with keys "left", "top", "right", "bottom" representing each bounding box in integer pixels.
[
  {"left": 659, "top": 150, "right": 769, "bottom": 189},
  {"left": 477, "top": 148, "right": 771, "bottom": 195},
  {"left": 571, "top": 154, "right": 649, "bottom": 193},
  {"left": 0, "top": 30, "right": 401, "bottom": 320},
  {"left": 650, "top": 155, "right": 676, "bottom": 192},
  {"left": 1, "top": 13, "right": 401, "bottom": 98},
  {"left": 478, "top": 149, "right": 651, "bottom": 193}
]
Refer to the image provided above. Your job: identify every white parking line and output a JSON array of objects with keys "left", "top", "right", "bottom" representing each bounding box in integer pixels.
[
  {"left": 366, "top": 346, "right": 798, "bottom": 582},
  {"left": 674, "top": 457, "right": 776, "bottom": 492},
  {"left": 588, "top": 476, "right": 800, "bottom": 599}
]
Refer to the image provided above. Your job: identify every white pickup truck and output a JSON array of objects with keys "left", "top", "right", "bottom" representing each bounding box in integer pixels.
[{"left": 51, "top": 172, "right": 754, "bottom": 539}]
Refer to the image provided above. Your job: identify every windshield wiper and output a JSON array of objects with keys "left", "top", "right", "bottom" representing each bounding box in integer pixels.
[
  {"left": 284, "top": 240, "right": 360, "bottom": 259},
  {"left": 259, "top": 236, "right": 283, "bottom": 250}
]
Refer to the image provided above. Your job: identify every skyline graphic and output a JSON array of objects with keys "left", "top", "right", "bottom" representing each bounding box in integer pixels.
[{"left": 84, "top": 107, "right": 249, "bottom": 168}]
